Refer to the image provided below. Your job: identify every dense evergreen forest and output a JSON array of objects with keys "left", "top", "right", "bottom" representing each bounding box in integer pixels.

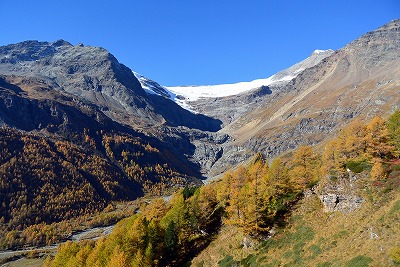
[{"left": 43, "top": 111, "right": 400, "bottom": 266}]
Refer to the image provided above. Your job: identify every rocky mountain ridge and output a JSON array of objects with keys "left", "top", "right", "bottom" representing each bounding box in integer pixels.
[
  {"left": 208, "top": 19, "right": 400, "bottom": 176},
  {"left": 0, "top": 39, "right": 225, "bottom": 178},
  {"left": 0, "top": 20, "right": 399, "bottom": 180}
]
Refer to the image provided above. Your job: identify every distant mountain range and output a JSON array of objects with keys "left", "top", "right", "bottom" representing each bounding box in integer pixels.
[
  {"left": 135, "top": 49, "right": 334, "bottom": 111},
  {"left": 0, "top": 19, "right": 398, "bottom": 215},
  {"left": 135, "top": 19, "right": 400, "bottom": 176}
]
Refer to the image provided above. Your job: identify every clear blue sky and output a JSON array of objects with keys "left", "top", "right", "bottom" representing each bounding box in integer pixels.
[{"left": 0, "top": 1, "right": 398, "bottom": 86}]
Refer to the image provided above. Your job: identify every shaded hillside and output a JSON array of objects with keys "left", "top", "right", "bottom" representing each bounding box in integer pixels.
[
  {"left": 0, "top": 40, "right": 223, "bottom": 178},
  {"left": 0, "top": 39, "right": 222, "bottom": 249},
  {"left": 0, "top": 128, "right": 139, "bottom": 229},
  {"left": 0, "top": 40, "right": 221, "bottom": 132},
  {"left": 0, "top": 126, "right": 199, "bottom": 231}
]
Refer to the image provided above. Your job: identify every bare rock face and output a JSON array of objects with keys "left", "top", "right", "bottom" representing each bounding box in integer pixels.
[
  {"left": 319, "top": 192, "right": 365, "bottom": 213},
  {"left": 0, "top": 40, "right": 222, "bottom": 132},
  {"left": 317, "top": 170, "right": 365, "bottom": 213}
]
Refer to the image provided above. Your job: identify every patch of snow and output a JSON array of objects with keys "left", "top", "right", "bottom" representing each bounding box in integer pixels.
[
  {"left": 294, "top": 68, "right": 304, "bottom": 74},
  {"left": 165, "top": 73, "right": 295, "bottom": 102},
  {"left": 134, "top": 71, "right": 198, "bottom": 113},
  {"left": 313, "top": 49, "right": 327, "bottom": 54},
  {"left": 141, "top": 85, "right": 158, "bottom": 95}
]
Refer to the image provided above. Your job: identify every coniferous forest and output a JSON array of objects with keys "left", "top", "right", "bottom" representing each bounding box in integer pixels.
[{"left": 0, "top": 127, "right": 196, "bottom": 250}]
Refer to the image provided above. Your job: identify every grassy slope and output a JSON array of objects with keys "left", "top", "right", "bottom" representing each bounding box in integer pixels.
[
  {"left": 191, "top": 177, "right": 400, "bottom": 267},
  {"left": 1, "top": 258, "right": 44, "bottom": 267}
]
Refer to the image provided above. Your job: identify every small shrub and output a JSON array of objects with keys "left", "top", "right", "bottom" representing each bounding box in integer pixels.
[
  {"left": 309, "top": 244, "right": 322, "bottom": 257},
  {"left": 182, "top": 186, "right": 198, "bottom": 200},
  {"left": 262, "top": 260, "right": 281, "bottom": 267},
  {"left": 344, "top": 255, "right": 372, "bottom": 267},
  {"left": 306, "top": 180, "right": 319, "bottom": 189},
  {"left": 219, "top": 255, "right": 239, "bottom": 267},
  {"left": 392, "top": 164, "right": 400, "bottom": 171},
  {"left": 389, "top": 200, "right": 400, "bottom": 216},
  {"left": 292, "top": 226, "right": 315, "bottom": 243},
  {"left": 240, "top": 254, "right": 258, "bottom": 267},
  {"left": 390, "top": 247, "right": 400, "bottom": 264},
  {"left": 333, "top": 230, "right": 348, "bottom": 239},
  {"left": 283, "top": 250, "right": 293, "bottom": 259},
  {"left": 346, "top": 160, "right": 370, "bottom": 173},
  {"left": 26, "top": 250, "right": 40, "bottom": 258},
  {"left": 329, "top": 169, "right": 339, "bottom": 181}
]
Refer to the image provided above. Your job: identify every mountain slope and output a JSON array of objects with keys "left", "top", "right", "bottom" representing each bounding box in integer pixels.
[
  {"left": 121, "top": 20, "right": 400, "bottom": 179},
  {"left": 1, "top": 20, "right": 398, "bottom": 181},
  {"left": 0, "top": 40, "right": 221, "bottom": 132},
  {"left": 0, "top": 41, "right": 222, "bottom": 242},
  {"left": 202, "top": 19, "right": 400, "bottom": 176},
  {"left": 192, "top": 179, "right": 400, "bottom": 267},
  {"left": 0, "top": 39, "right": 226, "bottom": 177},
  {"left": 238, "top": 19, "right": 399, "bottom": 135},
  {"left": 0, "top": 21, "right": 399, "bottom": 237}
]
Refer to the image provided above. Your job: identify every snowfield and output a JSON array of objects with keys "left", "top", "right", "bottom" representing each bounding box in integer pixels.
[
  {"left": 134, "top": 49, "right": 334, "bottom": 112},
  {"left": 165, "top": 73, "right": 294, "bottom": 101}
]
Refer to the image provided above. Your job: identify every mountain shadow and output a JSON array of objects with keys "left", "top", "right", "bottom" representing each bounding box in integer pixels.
[{"left": 148, "top": 93, "right": 223, "bottom": 132}]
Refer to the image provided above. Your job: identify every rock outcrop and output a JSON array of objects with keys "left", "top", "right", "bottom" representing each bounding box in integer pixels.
[{"left": 317, "top": 169, "right": 365, "bottom": 213}]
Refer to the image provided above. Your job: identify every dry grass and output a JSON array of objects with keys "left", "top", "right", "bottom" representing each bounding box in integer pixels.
[
  {"left": 190, "top": 223, "right": 259, "bottom": 267},
  {"left": 254, "top": 184, "right": 399, "bottom": 267},
  {"left": 190, "top": 177, "right": 400, "bottom": 267},
  {"left": 1, "top": 258, "right": 44, "bottom": 267}
]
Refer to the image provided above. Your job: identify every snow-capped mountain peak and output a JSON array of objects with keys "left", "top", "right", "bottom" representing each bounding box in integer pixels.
[{"left": 313, "top": 49, "right": 333, "bottom": 54}]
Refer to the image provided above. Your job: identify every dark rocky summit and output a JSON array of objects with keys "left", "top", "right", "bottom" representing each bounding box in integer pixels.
[
  {"left": 0, "top": 40, "right": 221, "bottom": 132},
  {"left": 0, "top": 40, "right": 224, "bottom": 178}
]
